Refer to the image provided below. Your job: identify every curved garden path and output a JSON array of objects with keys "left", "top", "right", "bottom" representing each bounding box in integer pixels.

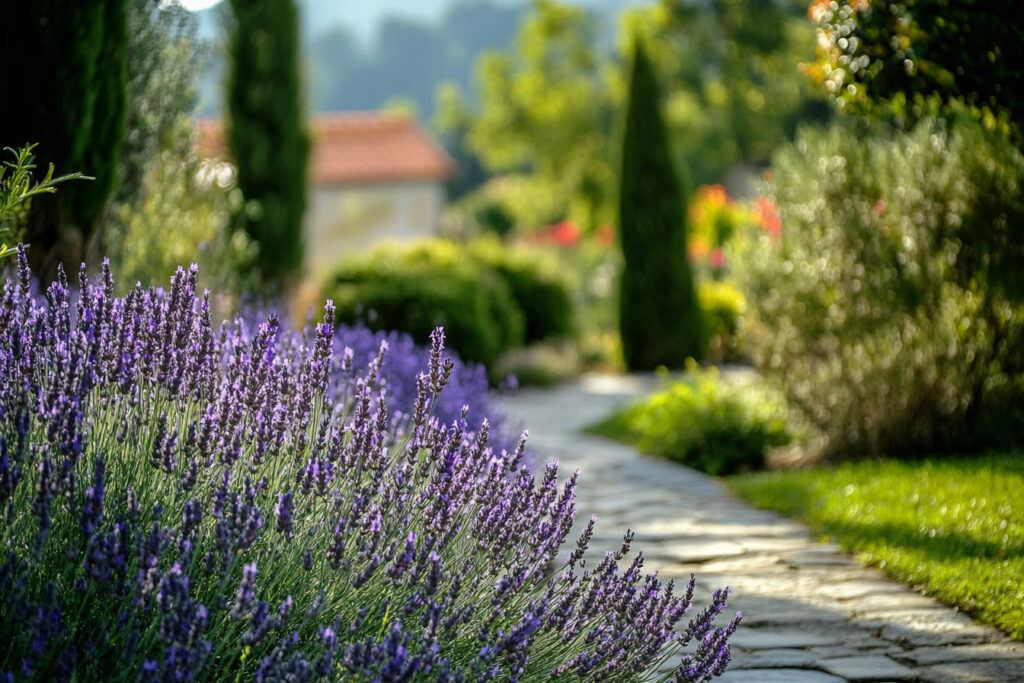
[{"left": 499, "top": 375, "right": 1024, "bottom": 682}]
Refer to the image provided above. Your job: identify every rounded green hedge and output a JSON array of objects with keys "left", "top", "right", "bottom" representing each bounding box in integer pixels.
[
  {"left": 467, "top": 237, "right": 575, "bottom": 344},
  {"left": 327, "top": 240, "right": 526, "bottom": 369}
]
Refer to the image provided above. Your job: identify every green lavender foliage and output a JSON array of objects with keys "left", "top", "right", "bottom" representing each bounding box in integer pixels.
[
  {"left": 226, "top": 0, "right": 309, "bottom": 284},
  {"left": 617, "top": 39, "right": 704, "bottom": 370},
  {"left": 0, "top": 0, "right": 128, "bottom": 274}
]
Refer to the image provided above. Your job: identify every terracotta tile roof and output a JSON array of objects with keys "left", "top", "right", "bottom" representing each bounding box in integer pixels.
[{"left": 195, "top": 112, "right": 453, "bottom": 185}]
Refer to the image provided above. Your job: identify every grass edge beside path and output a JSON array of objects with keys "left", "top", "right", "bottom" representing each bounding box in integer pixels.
[{"left": 726, "top": 454, "right": 1024, "bottom": 641}]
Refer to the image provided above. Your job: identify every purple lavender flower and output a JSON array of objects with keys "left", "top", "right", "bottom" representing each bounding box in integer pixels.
[
  {"left": 0, "top": 249, "right": 739, "bottom": 681},
  {"left": 231, "top": 562, "right": 259, "bottom": 620},
  {"left": 79, "top": 456, "right": 104, "bottom": 536},
  {"left": 274, "top": 492, "right": 294, "bottom": 539}
]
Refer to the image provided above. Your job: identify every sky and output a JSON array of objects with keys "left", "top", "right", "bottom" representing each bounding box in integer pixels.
[{"left": 178, "top": 0, "right": 518, "bottom": 44}]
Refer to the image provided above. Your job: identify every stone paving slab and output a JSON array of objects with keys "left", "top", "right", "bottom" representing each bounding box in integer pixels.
[
  {"left": 818, "top": 655, "right": 919, "bottom": 681},
  {"left": 718, "top": 669, "right": 847, "bottom": 682},
  {"left": 916, "top": 660, "right": 1024, "bottom": 682},
  {"left": 500, "top": 375, "right": 1024, "bottom": 682}
]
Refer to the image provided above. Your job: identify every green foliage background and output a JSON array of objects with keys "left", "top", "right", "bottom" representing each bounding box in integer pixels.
[
  {"left": 0, "top": 0, "right": 128, "bottom": 275},
  {"left": 808, "top": 0, "right": 1023, "bottom": 135},
  {"left": 436, "top": 0, "right": 822, "bottom": 235}
]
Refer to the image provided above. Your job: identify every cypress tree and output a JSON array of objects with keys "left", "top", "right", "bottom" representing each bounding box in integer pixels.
[
  {"left": 227, "top": 0, "right": 309, "bottom": 284},
  {"left": 71, "top": 0, "right": 129, "bottom": 238},
  {"left": 617, "top": 39, "right": 705, "bottom": 369},
  {"left": 0, "top": 0, "right": 128, "bottom": 277}
]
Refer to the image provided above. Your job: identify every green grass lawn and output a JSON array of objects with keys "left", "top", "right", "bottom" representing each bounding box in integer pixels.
[{"left": 727, "top": 455, "right": 1024, "bottom": 639}]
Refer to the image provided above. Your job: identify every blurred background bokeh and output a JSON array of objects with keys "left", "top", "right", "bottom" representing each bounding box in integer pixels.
[{"left": 2, "top": 0, "right": 1022, "bottom": 464}]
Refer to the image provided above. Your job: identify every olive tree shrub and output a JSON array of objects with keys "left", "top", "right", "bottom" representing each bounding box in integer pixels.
[{"left": 736, "top": 113, "right": 1024, "bottom": 457}]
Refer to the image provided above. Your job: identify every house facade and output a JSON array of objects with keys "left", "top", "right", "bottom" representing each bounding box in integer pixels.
[{"left": 196, "top": 112, "right": 453, "bottom": 277}]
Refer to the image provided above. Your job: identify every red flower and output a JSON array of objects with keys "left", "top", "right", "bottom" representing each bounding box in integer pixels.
[
  {"left": 709, "top": 247, "right": 726, "bottom": 269},
  {"left": 547, "top": 220, "right": 580, "bottom": 247}
]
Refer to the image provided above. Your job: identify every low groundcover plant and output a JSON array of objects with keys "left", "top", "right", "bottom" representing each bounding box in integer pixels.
[{"left": 0, "top": 248, "right": 739, "bottom": 681}]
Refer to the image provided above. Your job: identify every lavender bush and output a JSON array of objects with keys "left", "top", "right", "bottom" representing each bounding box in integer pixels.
[
  {"left": 332, "top": 324, "right": 519, "bottom": 461},
  {"left": 236, "top": 315, "right": 521, "bottom": 464},
  {"left": 0, "top": 249, "right": 739, "bottom": 681}
]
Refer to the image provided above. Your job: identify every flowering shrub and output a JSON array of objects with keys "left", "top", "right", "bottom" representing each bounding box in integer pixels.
[
  {"left": 688, "top": 186, "right": 738, "bottom": 266},
  {"left": 0, "top": 249, "right": 739, "bottom": 681}
]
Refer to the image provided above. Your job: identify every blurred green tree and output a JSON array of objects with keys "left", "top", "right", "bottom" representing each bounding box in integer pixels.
[
  {"left": 99, "top": 0, "right": 256, "bottom": 296},
  {"left": 0, "top": 0, "right": 128, "bottom": 277},
  {"left": 443, "top": 0, "right": 823, "bottom": 237},
  {"left": 618, "top": 38, "right": 704, "bottom": 370},
  {"left": 623, "top": 0, "right": 825, "bottom": 185},
  {"left": 806, "top": 0, "right": 1023, "bottom": 133},
  {"left": 431, "top": 83, "right": 490, "bottom": 202},
  {"left": 227, "top": 0, "right": 309, "bottom": 284},
  {"left": 115, "top": 0, "right": 199, "bottom": 210},
  {"left": 438, "top": 0, "right": 616, "bottom": 232}
]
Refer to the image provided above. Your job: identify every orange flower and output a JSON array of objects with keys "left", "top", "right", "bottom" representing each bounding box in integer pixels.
[
  {"left": 595, "top": 224, "right": 615, "bottom": 247},
  {"left": 695, "top": 184, "right": 730, "bottom": 207},
  {"left": 753, "top": 197, "right": 782, "bottom": 236},
  {"left": 688, "top": 235, "right": 710, "bottom": 261}
]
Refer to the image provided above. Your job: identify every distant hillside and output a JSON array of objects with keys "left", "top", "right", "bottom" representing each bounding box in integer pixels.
[{"left": 194, "top": 0, "right": 644, "bottom": 119}]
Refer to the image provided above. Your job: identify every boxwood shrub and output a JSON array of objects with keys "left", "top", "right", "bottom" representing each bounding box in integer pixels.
[
  {"left": 327, "top": 239, "right": 575, "bottom": 371},
  {"left": 466, "top": 237, "right": 575, "bottom": 344},
  {"left": 327, "top": 240, "right": 524, "bottom": 370}
]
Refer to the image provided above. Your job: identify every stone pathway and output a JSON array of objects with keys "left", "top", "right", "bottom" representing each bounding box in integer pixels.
[{"left": 499, "top": 375, "right": 1024, "bottom": 682}]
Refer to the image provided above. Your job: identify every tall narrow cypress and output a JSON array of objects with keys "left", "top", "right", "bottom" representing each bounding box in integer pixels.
[
  {"left": 227, "top": 0, "right": 309, "bottom": 284},
  {"left": 617, "top": 39, "right": 705, "bottom": 369},
  {"left": 71, "top": 0, "right": 129, "bottom": 237}
]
